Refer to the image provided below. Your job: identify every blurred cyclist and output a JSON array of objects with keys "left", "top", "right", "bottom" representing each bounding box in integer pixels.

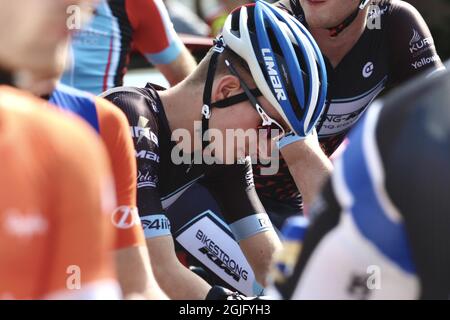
[
  {"left": 0, "top": 0, "right": 120, "bottom": 299},
  {"left": 1, "top": 0, "right": 167, "bottom": 300},
  {"left": 61, "top": 0, "right": 197, "bottom": 94},
  {"left": 48, "top": 75, "right": 168, "bottom": 300},
  {"left": 271, "top": 63, "right": 450, "bottom": 300}
]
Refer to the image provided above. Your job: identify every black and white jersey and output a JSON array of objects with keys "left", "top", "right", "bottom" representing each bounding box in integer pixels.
[
  {"left": 255, "top": 0, "right": 444, "bottom": 211},
  {"left": 101, "top": 84, "right": 269, "bottom": 240}
]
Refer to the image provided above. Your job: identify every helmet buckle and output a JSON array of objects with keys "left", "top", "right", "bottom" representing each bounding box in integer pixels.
[
  {"left": 202, "top": 104, "right": 211, "bottom": 119},
  {"left": 359, "top": 0, "right": 371, "bottom": 9},
  {"left": 213, "top": 37, "right": 225, "bottom": 53}
]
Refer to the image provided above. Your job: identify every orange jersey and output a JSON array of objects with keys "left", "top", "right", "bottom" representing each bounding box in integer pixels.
[
  {"left": 0, "top": 86, "right": 119, "bottom": 299},
  {"left": 49, "top": 84, "right": 145, "bottom": 249}
]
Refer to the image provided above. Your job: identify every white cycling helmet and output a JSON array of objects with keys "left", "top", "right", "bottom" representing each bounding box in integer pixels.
[{"left": 219, "top": 1, "right": 328, "bottom": 137}]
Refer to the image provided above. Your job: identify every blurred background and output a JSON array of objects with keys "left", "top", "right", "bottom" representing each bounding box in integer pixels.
[{"left": 125, "top": 0, "right": 450, "bottom": 87}]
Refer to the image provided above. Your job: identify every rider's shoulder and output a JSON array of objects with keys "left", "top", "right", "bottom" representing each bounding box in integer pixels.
[
  {"left": 100, "top": 84, "right": 164, "bottom": 114},
  {"left": 383, "top": 0, "right": 424, "bottom": 26}
]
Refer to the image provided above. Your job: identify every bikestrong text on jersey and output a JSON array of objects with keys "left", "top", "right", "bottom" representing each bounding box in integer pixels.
[
  {"left": 196, "top": 229, "right": 249, "bottom": 282},
  {"left": 262, "top": 48, "right": 287, "bottom": 101}
]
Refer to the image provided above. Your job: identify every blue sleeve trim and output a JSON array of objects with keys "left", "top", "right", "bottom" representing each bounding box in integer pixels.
[
  {"left": 140, "top": 214, "right": 172, "bottom": 239},
  {"left": 229, "top": 213, "right": 274, "bottom": 242},
  {"left": 145, "top": 39, "right": 183, "bottom": 65},
  {"left": 276, "top": 132, "right": 305, "bottom": 149}
]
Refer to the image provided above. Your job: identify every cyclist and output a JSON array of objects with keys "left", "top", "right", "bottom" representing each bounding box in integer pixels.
[
  {"left": 255, "top": 0, "right": 446, "bottom": 225},
  {"left": 48, "top": 83, "right": 168, "bottom": 299},
  {"left": 1, "top": 0, "right": 167, "bottom": 299},
  {"left": 61, "top": 0, "right": 197, "bottom": 94},
  {"left": 272, "top": 64, "right": 450, "bottom": 300},
  {"left": 0, "top": 0, "right": 120, "bottom": 299},
  {"left": 102, "top": 2, "right": 330, "bottom": 298}
]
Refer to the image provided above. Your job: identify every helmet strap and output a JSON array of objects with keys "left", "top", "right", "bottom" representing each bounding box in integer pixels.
[
  {"left": 211, "top": 88, "right": 261, "bottom": 109},
  {"left": 201, "top": 38, "right": 225, "bottom": 151},
  {"left": 201, "top": 37, "right": 263, "bottom": 151},
  {"left": 328, "top": 0, "right": 371, "bottom": 37}
]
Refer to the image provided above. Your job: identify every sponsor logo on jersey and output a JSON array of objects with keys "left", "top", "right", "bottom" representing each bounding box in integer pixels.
[
  {"left": 130, "top": 116, "right": 159, "bottom": 146},
  {"left": 262, "top": 48, "right": 287, "bottom": 102},
  {"left": 409, "top": 29, "right": 422, "bottom": 46},
  {"left": 3, "top": 209, "right": 48, "bottom": 238},
  {"left": 362, "top": 62, "right": 374, "bottom": 78},
  {"left": 409, "top": 29, "right": 434, "bottom": 55},
  {"left": 175, "top": 212, "right": 256, "bottom": 295},
  {"left": 319, "top": 109, "right": 368, "bottom": 136},
  {"left": 196, "top": 229, "right": 249, "bottom": 282},
  {"left": 111, "top": 206, "right": 140, "bottom": 229},
  {"left": 322, "top": 109, "right": 366, "bottom": 124},
  {"left": 137, "top": 170, "right": 158, "bottom": 189},
  {"left": 411, "top": 55, "right": 440, "bottom": 70},
  {"left": 141, "top": 216, "right": 171, "bottom": 232},
  {"left": 258, "top": 216, "right": 271, "bottom": 229},
  {"left": 135, "top": 150, "right": 160, "bottom": 162}
]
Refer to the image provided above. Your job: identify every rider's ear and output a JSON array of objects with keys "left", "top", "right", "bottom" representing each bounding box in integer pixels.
[{"left": 212, "top": 75, "right": 241, "bottom": 102}]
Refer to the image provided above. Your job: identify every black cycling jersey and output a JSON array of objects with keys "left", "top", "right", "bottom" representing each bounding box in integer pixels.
[
  {"left": 102, "top": 84, "right": 274, "bottom": 295},
  {"left": 255, "top": 0, "right": 443, "bottom": 212},
  {"left": 101, "top": 84, "right": 270, "bottom": 240},
  {"left": 274, "top": 67, "right": 450, "bottom": 300}
]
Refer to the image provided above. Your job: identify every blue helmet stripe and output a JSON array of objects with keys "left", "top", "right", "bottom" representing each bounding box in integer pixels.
[
  {"left": 254, "top": 2, "right": 304, "bottom": 135},
  {"left": 260, "top": 2, "right": 314, "bottom": 135},
  {"left": 262, "top": 4, "right": 310, "bottom": 131},
  {"left": 260, "top": 1, "right": 328, "bottom": 135}
]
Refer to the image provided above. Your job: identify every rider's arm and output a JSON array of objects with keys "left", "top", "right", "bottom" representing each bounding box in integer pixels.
[
  {"left": 144, "top": 234, "right": 211, "bottom": 299},
  {"left": 115, "top": 246, "right": 168, "bottom": 300},
  {"left": 136, "top": 158, "right": 211, "bottom": 300},
  {"left": 137, "top": 171, "right": 211, "bottom": 299},
  {"left": 102, "top": 89, "right": 211, "bottom": 299},
  {"left": 387, "top": 1, "right": 445, "bottom": 86},
  {"left": 95, "top": 97, "right": 167, "bottom": 299},
  {"left": 203, "top": 161, "right": 282, "bottom": 288},
  {"left": 280, "top": 134, "right": 333, "bottom": 208},
  {"left": 126, "top": 0, "right": 197, "bottom": 86}
]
